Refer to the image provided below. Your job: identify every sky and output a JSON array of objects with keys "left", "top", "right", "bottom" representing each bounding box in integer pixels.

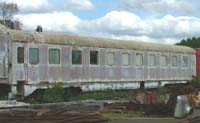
[{"left": 1, "top": 0, "right": 200, "bottom": 44}]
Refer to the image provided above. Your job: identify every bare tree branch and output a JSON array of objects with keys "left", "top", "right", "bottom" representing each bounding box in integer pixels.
[
  {"left": 0, "top": 2, "right": 19, "bottom": 20},
  {"left": 0, "top": 2, "right": 21, "bottom": 30}
]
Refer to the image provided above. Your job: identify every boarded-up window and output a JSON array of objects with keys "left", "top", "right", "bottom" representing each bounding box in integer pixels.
[
  {"left": 49, "top": 48, "right": 60, "bottom": 64},
  {"left": 107, "top": 52, "right": 115, "bottom": 66},
  {"left": 136, "top": 53, "right": 143, "bottom": 66},
  {"left": 122, "top": 53, "right": 130, "bottom": 66},
  {"left": 29, "top": 48, "right": 39, "bottom": 64},
  {"left": 148, "top": 54, "right": 156, "bottom": 66},
  {"left": 90, "top": 51, "right": 99, "bottom": 65},
  {"left": 160, "top": 55, "right": 167, "bottom": 66},
  {"left": 182, "top": 56, "right": 188, "bottom": 67},
  {"left": 17, "top": 47, "right": 24, "bottom": 63},
  {"left": 72, "top": 50, "right": 82, "bottom": 64},
  {"left": 172, "top": 56, "right": 178, "bottom": 67}
]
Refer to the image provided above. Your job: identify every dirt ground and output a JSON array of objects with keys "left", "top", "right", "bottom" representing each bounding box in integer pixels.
[
  {"left": 106, "top": 109, "right": 200, "bottom": 123},
  {"left": 107, "top": 118, "right": 185, "bottom": 123}
]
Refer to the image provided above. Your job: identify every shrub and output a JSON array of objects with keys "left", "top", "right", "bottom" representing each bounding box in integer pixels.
[
  {"left": 68, "top": 90, "right": 134, "bottom": 101},
  {"left": 192, "top": 76, "right": 200, "bottom": 84},
  {"left": 41, "top": 83, "right": 65, "bottom": 103}
]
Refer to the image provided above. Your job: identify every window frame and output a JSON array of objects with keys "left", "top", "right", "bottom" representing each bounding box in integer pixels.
[
  {"left": 181, "top": 55, "right": 188, "bottom": 67},
  {"left": 160, "top": 55, "right": 167, "bottom": 67},
  {"left": 90, "top": 50, "right": 99, "bottom": 65},
  {"left": 172, "top": 55, "right": 178, "bottom": 67},
  {"left": 48, "top": 48, "right": 60, "bottom": 65},
  {"left": 72, "top": 49, "right": 82, "bottom": 65},
  {"left": 107, "top": 52, "right": 115, "bottom": 66},
  {"left": 29, "top": 48, "right": 39, "bottom": 65},
  {"left": 136, "top": 53, "right": 143, "bottom": 66},
  {"left": 122, "top": 53, "right": 130, "bottom": 66},
  {"left": 148, "top": 54, "right": 156, "bottom": 67},
  {"left": 17, "top": 47, "right": 24, "bottom": 64}
]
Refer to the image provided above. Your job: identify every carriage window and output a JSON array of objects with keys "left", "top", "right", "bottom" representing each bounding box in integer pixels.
[
  {"left": 160, "top": 55, "right": 167, "bottom": 66},
  {"left": 182, "top": 56, "right": 188, "bottom": 67},
  {"left": 148, "top": 54, "right": 156, "bottom": 66},
  {"left": 29, "top": 48, "right": 39, "bottom": 64},
  {"left": 122, "top": 53, "right": 130, "bottom": 66},
  {"left": 172, "top": 56, "right": 178, "bottom": 67},
  {"left": 107, "top": 52, "right": 115, "bottom": 66},
  {"left": 49, "top": 48, "right": 60, "bottom": 64},
  {"left": 17, "top": 47, "right": 24, "bottom": 63},
  {"left": 136, "top": 53, "right": 143, "bottom": 66},
  {"left": 72, "top": 50, "right": 82, "bottom": 64},
  {"left": 90, "top": 51, "right": 99, "bottom": 65}
]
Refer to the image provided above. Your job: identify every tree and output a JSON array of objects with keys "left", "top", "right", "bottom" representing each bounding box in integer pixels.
[
  {"left": 176, "top": 37, "right": 200, "bottom": 48},
  {"left": 36, "top": 25, "right": 43, "bottom": 32},
  {"left": 0, "top": 2, "right": 18, "bottom": 20},
  {"left": 0, "top": 2, "right": 21, "bottom": 30}
]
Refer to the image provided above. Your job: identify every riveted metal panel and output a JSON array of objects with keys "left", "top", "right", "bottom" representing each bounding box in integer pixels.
[
  {"left": 9, "top": 39, "right": 196, "bottom": 96},
  {"left": 0, "top": 34, "right": 8, "bottom": 79}
]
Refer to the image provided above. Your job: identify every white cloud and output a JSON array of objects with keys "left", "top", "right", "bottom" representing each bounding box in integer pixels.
[
  {"left": 121, "top": 0, "right": 198, "bottom": 16},
  {"left": 78, "top": 11, "right": 200, "bottom": 44},
  {"left": 15, "top": 11, "right": 80, "bottom": 33},
  {"left": 15, "top": 11, "right": 200, "bottom": 44},
  {"left": 0, "top": 0, "right": 53, "bottom": 13},
  {"left": 66, "top": 0, "right": 95, "bottom": 11}
]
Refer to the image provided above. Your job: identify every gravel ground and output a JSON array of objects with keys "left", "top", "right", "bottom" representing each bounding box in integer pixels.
[
  {"left": 106, "top": 109, "right": 200, "bottom": 123},
  {"left": 107, "top": 118, "right": 185, "bottom": 123}
]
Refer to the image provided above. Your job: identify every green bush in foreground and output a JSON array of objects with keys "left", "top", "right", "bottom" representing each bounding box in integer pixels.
[
  {"left": 0, "top": 95, "right": 8, "bottom": 100},
  {"left": 192, "top": 76, "right": 200, "bottom": 84},
  {"left": 40, "top": 83, "right": 65, "bottom": 103},
  {"left": 33, "top": 84, "right": 134, "bottom": 103},
  {"left": 68, "top": 90, "right": 134, "bottom": 101}
]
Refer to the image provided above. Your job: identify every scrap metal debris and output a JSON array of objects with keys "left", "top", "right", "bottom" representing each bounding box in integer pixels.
[
  {"left": 0, "top": 100, "right": 29, "bottom": 108},
  {"left": 0, "top": 114, "right": 108, "bottom": 123},
  {"left": 187, "top": 116, "right": 200, "bottom": 123}
]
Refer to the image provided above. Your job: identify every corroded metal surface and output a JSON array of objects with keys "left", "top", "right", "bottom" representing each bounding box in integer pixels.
[
  {"left": 0, "top": 34, "right": 8, "bottom": 80},
  {"left": 8, "top": 30, "right": 195, "bottom": 54},
  {"left": 11, "top": 43, "right": 196, "bottom": 84},
  {"left": 0, "top": 24, "right": 197, "bottom": 96}
]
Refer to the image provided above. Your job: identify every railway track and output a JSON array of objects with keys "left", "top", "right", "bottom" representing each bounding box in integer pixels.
[
  {"left": 0, "top": 114, "right": 108, "bottom": 123},
  {"left": 187, "top": 116, "right": 200, "bottom": 123}
]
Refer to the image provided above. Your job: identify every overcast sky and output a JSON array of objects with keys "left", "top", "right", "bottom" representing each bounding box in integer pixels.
[{"left": 1, "top": 0, "right": 200, "bottom": 44}]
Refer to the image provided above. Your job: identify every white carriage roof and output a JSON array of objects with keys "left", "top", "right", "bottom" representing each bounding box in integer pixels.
[{"left": 4, "top": 29, "right": 196, "bottom": 54}]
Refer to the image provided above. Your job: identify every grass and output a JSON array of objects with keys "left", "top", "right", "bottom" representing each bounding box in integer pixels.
[
  {"left": 0, "top": 95, "right": 7, "bottom": 100},
  {"left": 26, "top": 84, "right": 135, "bottom": 103},
  {"left": 192, "top": 76, "right": 200, "bottom": 84},
  {"left": 68, "top": 90, "right": 134, "bottom": 101}
]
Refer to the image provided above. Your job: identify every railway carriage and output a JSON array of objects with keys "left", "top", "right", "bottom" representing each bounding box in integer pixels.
[{"left": 0, "top": 26, "right": 196, "bottom": 97}]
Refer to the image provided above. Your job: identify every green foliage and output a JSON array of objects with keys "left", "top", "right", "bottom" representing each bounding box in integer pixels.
[
  {"left": 36, "top": 25, "right": 43, "bottom": 32},
  {"left": 0, "top": 95, "right": 7, "bottom": 100},
  {"left": 40, "top": 83, "right": 65, "bottom": 103},
  {"left": 192, "top": 76, "right": 200, "bottom": 84},
  {"left": 68, "top": 90, "right": 134, "bottom": 101},
  {"left": 176, "top": 37, "right": 200, "bottom": 48},
  {"left": 31, "top": 88, "right": 134, "bottom": 103}
]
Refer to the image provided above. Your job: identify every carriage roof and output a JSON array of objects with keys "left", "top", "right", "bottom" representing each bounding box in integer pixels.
[{"left": 1, "top": 27, "right": 195, "bottom": 54}]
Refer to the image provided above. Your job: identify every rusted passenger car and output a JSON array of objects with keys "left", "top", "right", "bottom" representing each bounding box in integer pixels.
[{"left": 0, "top": 27, "right": 196, "bottom": 96}]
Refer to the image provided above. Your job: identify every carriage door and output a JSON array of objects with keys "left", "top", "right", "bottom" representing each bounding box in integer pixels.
[
  {"left": 16, "top": 46, "right": 27, "bottom": 96},
  {"left": 27, "top": 47, "right": 40, "bottom": 85}
]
